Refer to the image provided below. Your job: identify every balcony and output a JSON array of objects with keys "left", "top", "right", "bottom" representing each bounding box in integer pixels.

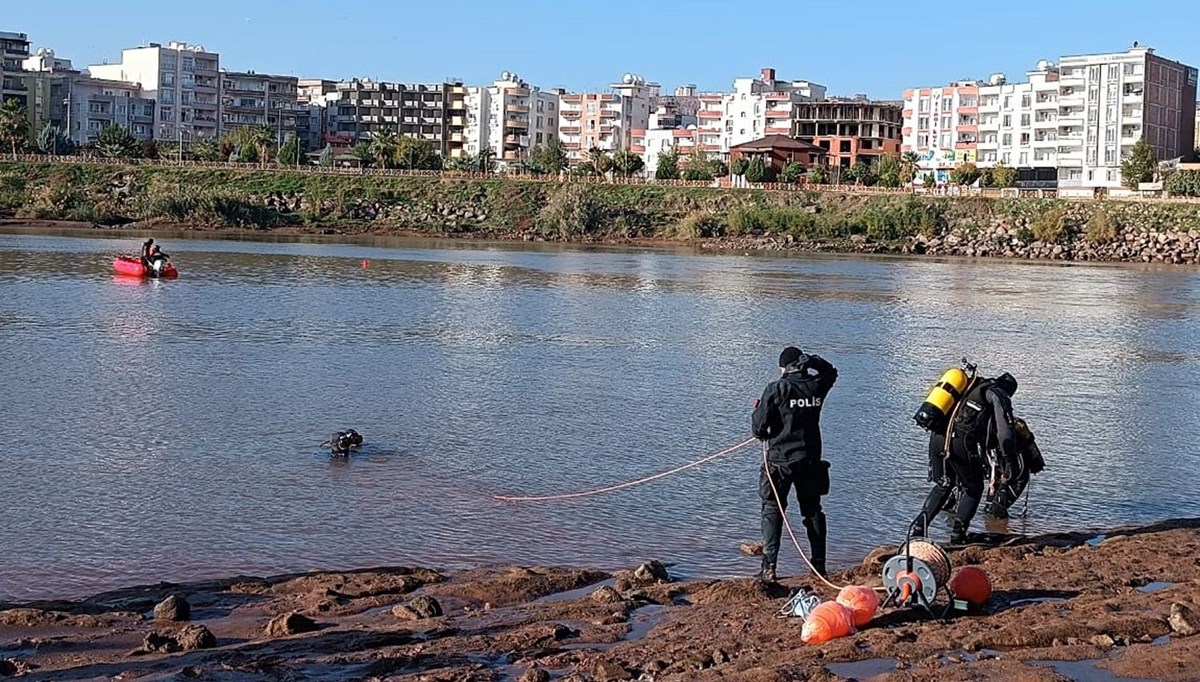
[
  {"left": 450, "top": 116, "right": 464, "bottom": 126},
  {"left": 1034, "top": 98, "right": 1057, "bottom": 109},
  {"left": 1033, "top": 136, "right": 1057, "bottom": 146},
  {"left": 507, "top": 87, "right": 530, "bottom": 97},
  {"left": 449, "top": 132, "right": 464, "bottom": 142},
  {"left": 559, "top": 125, "right": 580, "bottom": 134},
  {"left": 697, "top": 109, "right": 722, "bottom": 118},
  {"left": 560, "top": 110, "right": 581, "bottom": 119},
  {"left": 503, "top": 134, "right": 522, "bottom": 145},
  {"left": 1033, "top": 116, "right": 1057, "bottom": 127},
  {"left": 765, "top": 126, "right": 790, "bottom": 135},
  {"left": 505, "top": 118, "right": 529, "bottom": 128},
  {"left": 631, "top": 144, "right": 646, "bottom": 153},
  {"left": 508, "top": 103, "right": 530, "bottom": 113}
]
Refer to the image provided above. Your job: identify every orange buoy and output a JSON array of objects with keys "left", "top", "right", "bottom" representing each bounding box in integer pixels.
[
  {"left": 949, "top": 566, "right": 992, "bottom": 606},
  {"left": 836, "top": 585, "right": 880, "bottom": 628},
  {"left": 801, "top": 601, "right": 856, "bottom": 644}
]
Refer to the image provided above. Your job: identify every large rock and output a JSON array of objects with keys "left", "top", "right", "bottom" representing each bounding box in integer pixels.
[
  {"left": 591, "top": 585, "right": 623, "bottom": 604},
  {"left": 153, "top": 595, "right": 191, "bottom": 622},
  {"left": 140, "top": 624, "right": 216, "bottom": 653},
  {"left": 633, "top": 561, "right": 670, "bottom": 584},
  {"left": 1169, "top": 602, "right": 1198, "bottom": 637},
  {"left": 392, "top": 595, "right": 442, "bottom": 620},
  {"left": 265, "top": 611, "right": 319, "bottom": 637},
  {"left": 519, "top": 667, "right": 551, "bottom": 682}
]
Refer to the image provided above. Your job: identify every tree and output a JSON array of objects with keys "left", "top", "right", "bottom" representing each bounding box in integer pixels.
[
  {"left": 367, "top": 129, "right": 399, "bottom": 168},
  {"left": 779, "top": 161, "right": 805, "bottom": 184},
  {"left": 35, "top": 122, "right": 74, "bottom": 156},
  {"left": 277, "top": 135, "right": 303, "bottom": 166},
  {"left": 223, "top": 124, "right": 276, "bottom": 166},
  {"left": 349, "top": 141, "right": 374, "bottom": 166},
  {"left": 922, "top": 171, "right": 937, "bottom": 187},
  {"left": 318, "top": 144, "right": 334, "bottom": 167},
  {"left": 190, "top": 139, "right": 219, "bottom": 162},
  {"left": 1121, "top": 137, "right": 1157, "bottom": 189},
  {"left": 395, "top": 135, "right": 441, "bottom": 170},
  {"left": 875, "top": 154, "right": 902, "bottom": 187},
  {"left": 731, "top": 157, "right": 749, "bottom": 177},
  {"left": 949, "top": 162, "right": 981, "bottom": 186},
  {"left": 476, "top": 148, "right": 496, "bottom": 174},
  {"left": 806, "top": 165, "right": 828, "bottom": 184},
  {"left": 95, "top": 124, "right": 141, "bottom": 159},
  {"left": 991, "top": 164, "right": 1018, "bottom": 188},
  {"left": 587, "top": 147, "right": 613, "bottom": 175},
  {"left": 744, "top": 156, "right": 772, "bottom": 183},
  {"left": 655, "top": 149, "right": 679, "bottom": 180},
  {"left": 709, "top": 159, "right": 729, "bottom": 178},
  {"left": 141, "top": 139, "right": 159, "bottom": 160},
  {"left": 0, "top": 98, "right": 29, "bottom": 157},
  {"left": 681, "top": 149, "right": 715, "bottom": 181},
  {"left": 610, "top": 149, "right": 645, "bottom": 177},
  {"left": 528, "top": 138, "right": 569, "bottom": 174},
  {"left": 847, "top": 161, "right": 877, "bottom": 186}
]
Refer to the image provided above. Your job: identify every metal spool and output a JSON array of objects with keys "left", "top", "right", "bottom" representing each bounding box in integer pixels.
[{"left": 882, "top": 539, "right": 952, "bottom": 605}]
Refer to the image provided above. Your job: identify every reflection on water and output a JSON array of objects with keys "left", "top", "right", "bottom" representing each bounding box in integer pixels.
[{"left": 0, "top": 230, "right": 1198, "bottom": 601}]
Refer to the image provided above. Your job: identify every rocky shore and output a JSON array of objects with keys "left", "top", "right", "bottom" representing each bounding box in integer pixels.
[{"left": 1, "top": 519, "right": 1198, "bottom": 681}]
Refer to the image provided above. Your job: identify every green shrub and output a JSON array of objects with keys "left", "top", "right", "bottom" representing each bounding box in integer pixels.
[
  {"left": 674, "top": 210, "right": 722, "bottom": 239},
  {"left": 1031, "top": 207, "right": 1067, "bottom": 243},
  {"left": 1085, "top": 208, "right": 1118, "bottom": 244}
]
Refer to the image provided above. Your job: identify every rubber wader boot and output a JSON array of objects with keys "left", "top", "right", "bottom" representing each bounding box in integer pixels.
[
  {"left": 951, "top": 520, "right": 969, "bottom": 545},
  {"left": 757, "top": 559, "right": 777, "bottom": 582},
  {"left": 803, "top": 513, "right": 828, "bottom": 576}
]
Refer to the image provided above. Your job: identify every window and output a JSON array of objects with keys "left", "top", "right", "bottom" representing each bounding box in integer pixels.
[
  {"left": 985, "top": 152, "right": 996, "bottom": 162},
  {"left": 1087, "top": 109, "right": 1097, "bottom": 122},
  {"left": 1089, "top": 66, "right": 1100, "bottom": 80},
  {"left": 918, "top": 116, "right": 928, "bottom": 129},
  {"left": 536, "top": 116, "right": 542, "bottom": 127},
  {"left": 1002, "top": 133, "right": 1011, "bottom": 145},
  {"left": 918, "top": 133, "right": 929, "bottom": 147},
  {"left": 941, "top": 115, "right": 950, "bottom": 128},
  {"left": 1002, "top": 114, "right": 1011, "bottom": 127},
  {"left": 740, "top": 111, "right": 746, "bottom": 118},
  {"left": 1003, "top": 96, "right": 1011, "bottom": 108},
  {"left": 181, "top": 56, "right": 194, "bottom": 72},
  {"left": 160, "top": 90, "right": 175, "bottom": 104},
  {"left": 1020, "top": 133, "right": 1029, "bottom": 144},
  {"left": 1001, "top": 152, "right": 1010, "bottom": 164},
  {"left": 1107, "top": 65, "right": 1118, "bottom": 82},
  {"left": 1020, "top": 114, "right": 1030, "bottom": 126},
  {"left": 1106, "top": 105, "right": 1115, "bottom": 120},
  {"left": 1107, "top": 88, "right": 1117, "bottom": 103},
  {"left": 160, "top": 73, "right": 175, "bottom": 87},
  {"left": 586, "top": 102, "right": 595, "bottom": 114},
  {"left": 940, "top": 133, "right": 950, "bottom": 147},
  {"left": 587, "top": 120, "right": 595, "bottom": 131},
  {"left": 1019, "top": 152, "right": 1027, "bottom": 164},
  {"left": 160, "top": 106, "right": 174, "bottom": 121},
  {"left": 1105, "top": 127, "right": 1116, "bottom": 142},
  {"left": 1089, "top": 87, "right": 1099, "bottom": 102},
  {"left": 1087, "top": 149, "right": 1097, "bottom": 164},
  {"left": 918, "top": 98, "right": 929, "bottom": 112},
  {"left": 739, "top": 129, "right": 745, "bottom": 135},
  {"left": 1105, "top": 147, "right": 1116, "bottom": 164},
  {"left": 536, "top": 100, "right": 544, "bottom": 112},
  {"left": 535, "top": 132, "right": 543, "bottom": 143},
  {"left": 839, "top": 140, "right": 851, "bottom": 152},
  {"left": 548, "top": 102, "right": 555, "bottom": 111},
  {"left": 1021, "top": 95, "right": 1030, "bottom": 108}
]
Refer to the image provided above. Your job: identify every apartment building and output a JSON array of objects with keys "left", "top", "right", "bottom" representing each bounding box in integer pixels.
[
  {"left": 792, "top": 97, "right": 902, "bottom": 168},
  {"left": 650, "top": 84, "right": 700, "bottom": 128},
  {"left": 89, "top": 41, "right": 220, "bottom": 142},
  {"left": 559, "top": 74, "right": 652, "bottom": 163},
  {"left": 220, "top": 70, "right": 299, "bottom": 143},
  {"left": 1054, "top": 45, "right": 1196, "bottom": 192},
  {"left": 296, "top": 79, "right": 338, "bottom": 151},
  {"left": 1, "top": 30, "right": 31, "bottom": 107},
  {"left": 900, "top": 81, "right": 980, "bottom": 182},
  {"left": 976, "top": 65, "right": 1061, "bottom": 187},
  {"left": 631, "top": 106, "right": 700, "bottom": 177},
  {"left": 695, "top": 67, "right": 826, "bottom": 159},
  {"left": 21, "top": 48, "right": 154, "bottom": 144},
  {"left": 478, "top": 72, "right": 559, "bottom": 165},
  {"left": 329, "top": 78, "right": 467, "bottom": 159}
]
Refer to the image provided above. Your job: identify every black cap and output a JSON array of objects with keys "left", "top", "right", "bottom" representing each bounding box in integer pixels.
[{"left": 779, "top": 346, "right": 803, "bottom": 367}]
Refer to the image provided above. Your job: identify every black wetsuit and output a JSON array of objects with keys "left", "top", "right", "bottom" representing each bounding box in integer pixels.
[
  {"left": 751, "top": 355, "right": 838, "bottom": 574},
  {"left": 913, "top": 376, "right": 1018, "bottom": 542}
]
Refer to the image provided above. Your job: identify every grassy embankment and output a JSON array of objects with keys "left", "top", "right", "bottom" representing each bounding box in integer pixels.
[{"left": 2, "top": 161, "right": 1199, "bottom": 254}]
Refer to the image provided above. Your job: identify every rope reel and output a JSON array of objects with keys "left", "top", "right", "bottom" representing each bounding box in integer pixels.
[{"left": 880, "top": 537, "right": 953, "bottom": 614}]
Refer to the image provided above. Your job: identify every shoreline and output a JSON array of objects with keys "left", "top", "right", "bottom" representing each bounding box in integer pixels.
[
  {"left": 3, "top": 160, "right": 1200, "bottom": 266},
  {"left": 0, "top": 220, "right": 1189, "bottom": 271},
  {"left": 3, "top": 518, "right": 1197, "bottom": 681}
]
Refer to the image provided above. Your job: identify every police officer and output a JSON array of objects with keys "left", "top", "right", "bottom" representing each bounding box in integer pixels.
[
  {"left": 751, "top": 346, "right": 838, "bottom": 581},
  {"left": 912, "top": 372, "right": 1019, "bottom": 544}
]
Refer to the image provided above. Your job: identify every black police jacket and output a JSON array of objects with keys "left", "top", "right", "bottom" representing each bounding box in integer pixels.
[{"left": 751, "top": 355, "right": 838, "bottom": 464}]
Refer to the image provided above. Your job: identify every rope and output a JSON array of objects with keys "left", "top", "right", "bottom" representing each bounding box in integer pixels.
[
  {"left": 761, "top": 442, "right": 845, "bottom": 592},
  {"left": 492, "top": 438, "right": 757, "bottom": 502}
]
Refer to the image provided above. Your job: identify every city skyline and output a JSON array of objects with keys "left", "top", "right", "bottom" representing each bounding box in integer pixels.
[{"left": 7, "top": 0, "right": 1200, "bottom": 98}]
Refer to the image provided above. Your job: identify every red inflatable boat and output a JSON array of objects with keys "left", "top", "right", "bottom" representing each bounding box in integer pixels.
[{"left": 113, "top": 256, "right": 179, "bottom": 279}]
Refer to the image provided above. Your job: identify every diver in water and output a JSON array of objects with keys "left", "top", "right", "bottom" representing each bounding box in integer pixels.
[
  {"left": 752, "top": 346, "right": 838, "bottom": 580},
  {"left": 912, "top": 372, "right": 1020, "bottom": 544}
]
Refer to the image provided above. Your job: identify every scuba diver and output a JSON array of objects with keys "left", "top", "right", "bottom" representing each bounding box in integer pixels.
[
  {"left": 911, "top": 367, "right": 1022, "bottom": 544},
  {"left": 751, "top": 346, "right": 838, "bottom": 581},
  {"left": 327, "top": 429, "right": 364, "bottom": 456},
  {"left": 147, "top": 245, "right": 171, "bottom": 277},
  {"left": 140, "top": 238, "right": 155, "bottom": 268}
]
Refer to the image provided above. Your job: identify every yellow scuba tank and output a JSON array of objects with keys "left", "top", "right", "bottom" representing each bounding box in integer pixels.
[{"left": 913, "top": 360, "right": 976, "bottom": 432}]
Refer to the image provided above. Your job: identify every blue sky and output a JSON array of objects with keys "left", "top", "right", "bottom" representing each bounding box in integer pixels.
[{"left": 6, "top": 0, "right": 1200, "bottom": 99}]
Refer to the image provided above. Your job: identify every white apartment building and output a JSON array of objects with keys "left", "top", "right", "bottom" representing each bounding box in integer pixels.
[
  {"left": 631, "top": 107, "right": 698, "bottom": 177},
  {"left": 1055, "top": 46, "right": 1196, "bottom": 192},
  {"left": 900, "top": 81, "right": 980, "bottom": 182},
  {"left": 976, "top": 63, "right": 1062, "bottom": 187},
  {"left": 21, "top": 47, "right": 155, "bottom": 144},
  {"left": 695, "top": 67, "right": 826, "bottom": 159},
  {"left": 89, "top": 41, "right": 221, "bottom": 142},
  {"left": 558, "top": 74, "right": 652, "bottom": 163},
  {"left": 473, "top": 71, "right": 559, "bottom": 166}
]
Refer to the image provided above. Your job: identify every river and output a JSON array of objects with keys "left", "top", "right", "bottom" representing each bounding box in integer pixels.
[{"left": 1, "top": 228, "right": 1198, "bottom": 602}]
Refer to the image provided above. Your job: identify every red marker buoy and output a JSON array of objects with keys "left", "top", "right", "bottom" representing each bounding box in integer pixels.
[{"left": 362, "top": 259, "right": 370, "bottom": 269}]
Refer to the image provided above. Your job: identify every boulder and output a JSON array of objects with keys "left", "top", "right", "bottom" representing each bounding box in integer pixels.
[
  {"left": 590, "top": 585, "right": 623, "bottom": 604},
  {"left": 141, "top": 624, "right": 216, "bottom": 653},
  {"left": 633, "top": 561, "right": 670, "bottom": 584},
  {"left": 519, "top": 667, "right": 551, "bottom": 682},
  {"left": 1169, "top": 602, "right": 1198, "bottom": 637},
  {"left": 153, "top": 595, "right": 191, "bottom": 622},
  {"left": 393, "top": 595, "right": 443, "bottom": 620},
  {"left": 265, "top": 612, "right": 319, "bottom": 637}
]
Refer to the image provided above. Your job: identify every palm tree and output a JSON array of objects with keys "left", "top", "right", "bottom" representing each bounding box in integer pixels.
[
  {"left": 477, "top": 147, "right": 495, "bottom": 174},
  {"left": 368, "top": 129, "right": 399, "bottom": 168},
  {"left": 246, "top": 124, "right": 276, "bottom": 168},
  {"left": 900, "top": 151, "right": 921, "bottom": 185},
  {"left": 0, "top": 98, "right": 29, "bottom": 158}
]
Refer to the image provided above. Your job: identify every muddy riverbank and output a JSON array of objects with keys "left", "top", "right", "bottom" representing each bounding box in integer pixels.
[{"left": 2, "top": 518, "right": 1197, "bottom": 681}]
